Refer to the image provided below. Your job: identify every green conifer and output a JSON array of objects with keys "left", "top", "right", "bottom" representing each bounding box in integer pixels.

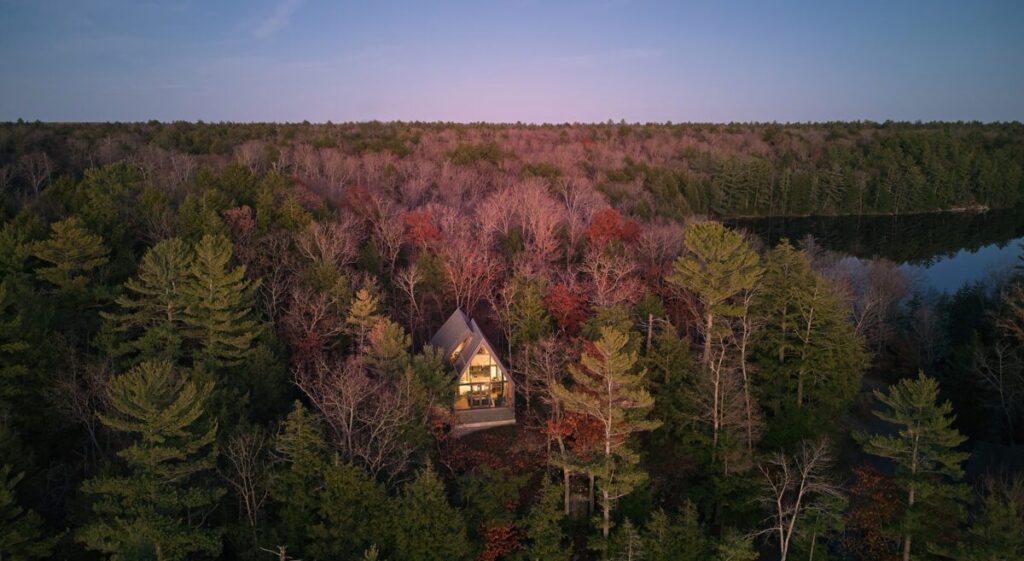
[
  {"left": 77, "top": 360, "right": 224, "bottom": 561},
  {"left": 856, "top": 372, "right": 969, "bottom": 561},
  {"left": 550, "top": 327, "right": 660, "bottom": 540},
  {"left": 270, "top": 402, "right": 329, "bottom": 557},
  {"left": 521, "top": 477, "right": 568, "bottom": 561},
  {"left": 346, "top": 287, "right": 382, "bottom": 350},
  {"left": 31, "top": 217, "right": 109, "bottom": 293},
  {"left": 0, "top": 465, "right": 56, "bottom": 561},
  {"left": 667, "top": 221, "right": 761, "bottom": 364},
  {"left": 181, "top": 234, "right": 260, "bottom": 368},
  {"left": 391, "top": 464, "right": 469, "bottom": 561},
  {"left": 102, "top": 238, "right": 191, "bottom": 361}
]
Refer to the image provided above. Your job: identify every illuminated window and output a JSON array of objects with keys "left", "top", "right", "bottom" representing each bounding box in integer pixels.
[
  {"left": 453, "top": 346, "right": 510, "bottom": 410},
  {"left": 449, "top": 337, "right": 470, "bottom": 365}
]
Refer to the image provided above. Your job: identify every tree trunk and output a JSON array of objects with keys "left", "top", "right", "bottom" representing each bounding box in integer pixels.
[
  {"left": 588, "top": 474, "right": 595, "bottom": 515},
  {"left": 563, "top": 468, "right": 571, "bottom": 516},
  {"left": 602, "top": 488, "right": 611, "bottom": 539},
  {"left": 902, "top": 483, "right": 914, "bottom": 561},
  {"left": 646, "top": 313, "right": 653, "bottom": 353},
  {"left": 704, "top": 313, "right": 714, "bottom": 365},
  {"left": 797, "top": 371, "right": 803, "bottom": 408}
]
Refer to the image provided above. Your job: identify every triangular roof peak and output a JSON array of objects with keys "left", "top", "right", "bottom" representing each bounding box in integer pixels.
[{"left": 429, "top": 309, "right": 505, "bottom": 377}]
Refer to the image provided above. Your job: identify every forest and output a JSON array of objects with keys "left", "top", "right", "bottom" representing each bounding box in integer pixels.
[{"left": 0, "top": 120, "right": 1023, "bottom": 561}]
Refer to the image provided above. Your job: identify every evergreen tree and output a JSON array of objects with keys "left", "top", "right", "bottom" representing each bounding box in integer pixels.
[
  {"left": 0, "top": 282, "right": 30, "bottom": 420},
  {"left": 667, "top": 221, "right": 761, "bottom": 364},
  {"left": 521, "top": 477, "right": 568, "bottom": 561},
  {"left": 391, "top": 464, "right": 470, "bottom": 561},
  {"left": 551, "top": 327, "right": 660, "bottom": 540},
  {"left": 715, "top": 530, "right": 758, "bottom": 561},
  {"left": 102, "top": 238, "right": 191, "bottom": 362},
  {"left": 642, "top": 504, "right": 713, "bottom": 561},
  {"left": 30, "top": 217, "right": 109, "bottom": 293},
  {"left": 269, "top": 402, "right": 329, "bottom": 556},
  {"left": 507, "top": 275, "right": 553, "bottom": 350},
  {"left": 607, "top": 518, "right": 644, "bottom": 561},
  {"left": 0, "top": 465, "right": 56, "bottom": 561},
  {"left": 346, "top": 287, "right": 382, "bottom": 350},
  {"left": 77, "top": 360, "right": 224, "bottom": 560},
  {"left": 364, "top": 318, "right": 412, "bottom": 379},
  {"left": 181, "top": 234, "right": 260, "bottom": 368},
  {"left": 270, "top": 403, "right": 394, "bottom": 561},
  {"left": 756, "top": 240, "right": 867, "bottom": 446},
  {"left": 958, "top": 475, "right": 1024, "bottom": 561},
  {"left": 856, "top": 372, "right": 969, "bottom": 561},
  {"left": 308, "top": 458, "right": 392, "bottom": 561}
]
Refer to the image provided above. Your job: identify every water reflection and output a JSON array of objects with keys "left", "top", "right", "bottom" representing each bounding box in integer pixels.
[{"left": 730, "top": 208, "right": 1024, "bottom": 292}]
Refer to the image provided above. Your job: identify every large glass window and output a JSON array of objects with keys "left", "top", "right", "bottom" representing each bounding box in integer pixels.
[{"left": 453, "top": 347, "right": 510, "bottom": 410}]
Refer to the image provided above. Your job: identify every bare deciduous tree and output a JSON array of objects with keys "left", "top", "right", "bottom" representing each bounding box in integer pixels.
[
  {"left": 580, "top": 248, "right": 642, "bottom": 309},
  {"left": 974, "top": 338, "right": 1024, "bottom": 444},
  {"left": 234, "top": 140, "right": 266, "bottom": 174},
  {"left": 51, "top": 353, "right": 110, "bottom": 467},
  {"left": 18, "top": 152, "right": 50, "bottom": 197},
  {"left": 297, "top": 356, "right": 421, "bottom": 484},
  {"left": 758, "top": 439, "right": 842, "bottom": 561},
  {"left": 439, "top": 228, "right": 501, "bottom": 314},
  {"left": 0, "top": 165, "right": 13, "bottom": 196},
  {"left": 296, "top": 219, "right": 360, "bottom": 269},
  {"left": 221, "top": 428, "right": 270, "bottom": 543}
]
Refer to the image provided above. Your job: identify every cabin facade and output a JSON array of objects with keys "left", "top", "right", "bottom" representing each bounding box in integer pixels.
[{"left": 430, "top": 310, "right": 515, "bottom": 432}]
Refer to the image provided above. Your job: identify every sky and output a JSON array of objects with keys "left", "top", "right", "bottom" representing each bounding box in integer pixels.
[{"left": 1, "top": 0, "right": 1022, "bottom": 123}]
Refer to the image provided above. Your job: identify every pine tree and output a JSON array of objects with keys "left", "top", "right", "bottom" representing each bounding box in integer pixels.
[
  {"left": 181, "top": 234, "right": 260, "bottom": 368},
  {"left": 607, "top": 518, "right": 644, "bottom": 561},
  {"left": 391, "top": 464, "right": 470, "bottom": 561},
  {"left": 0, "top": 465, "right": 56, "bottom": 561},
  {"left": 642, "top": 503, "right": 714, "bottom": 561},
  {"left": 666, "top": 222, "right": 763, "bottom": 462},
  {"left": 507, "top": 275, "right": 553, "bottom": 349},
  {"left": 756, "top": 240, "right": 867, "bottom": 446},
  {"left": 77, "top": 360, "right": 224, "bottom": 560},
  {"left": 362, "top": 545, "right": 382, "bottom": 561},
  {"left": 550, "top": 326, "right": 660, "bottom": 540},
  {"left": 270, "top": 402, "right": 329, "bottom": 558},
  {"left": 0, "top": 282, "right": 30, "bottom": 418},
  {"left": 716, "top": 530, "right": 758, "bottom": 561},
  {"left": 521, "top": 477, "right": 568, "bottom": 561},
  {"left": 856, "top": 372, "right": 969, "bottom": 561},
  {"left": 308, "top": 457, "right": 392, "bottom": 561},
  {"left": 30, "top": 217, "right": 109, "bottom": 293},
  {"left": 364, "top": 317, "right": 412, "bottom": 379},
  {"left": 346, "top": 287, "right": 382, "bottom": 351},
  {"left": 958, "top": 475, "right": 1024, "bottom": 561},
  {"left": 102, "top": 238, "right": 191, "bottom": 362},
  {"left": 667, "top": 221, "right": 761, "bottom": 364}
]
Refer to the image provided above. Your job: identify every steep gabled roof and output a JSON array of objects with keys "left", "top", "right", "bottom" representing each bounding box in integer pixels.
[{"left": 430, "top": 309, "right": 509, "bottom": 380}]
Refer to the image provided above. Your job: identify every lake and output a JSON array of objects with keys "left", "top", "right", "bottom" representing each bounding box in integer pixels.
[{"left": 730, "top": 208, "right": 1024, "bottom": 293}]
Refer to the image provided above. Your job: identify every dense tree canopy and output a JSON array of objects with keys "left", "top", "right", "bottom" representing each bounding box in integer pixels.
[{"left": 0, "top": 120, "right": 1019, "bottom": 560}]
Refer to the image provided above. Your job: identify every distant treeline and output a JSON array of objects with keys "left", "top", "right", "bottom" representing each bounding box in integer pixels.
[{"left": 1, "top": 120, "right": 1022, "bottom": 218}]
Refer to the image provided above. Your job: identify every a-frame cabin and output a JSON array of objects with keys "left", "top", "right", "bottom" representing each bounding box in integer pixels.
[{"left": 430, "top": 310, "right": 515, "bottom": 433}]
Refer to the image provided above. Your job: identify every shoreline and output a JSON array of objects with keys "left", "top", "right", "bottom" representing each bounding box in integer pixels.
[{"left": 722, "top": 204, "right": 993, "bottom": 221}]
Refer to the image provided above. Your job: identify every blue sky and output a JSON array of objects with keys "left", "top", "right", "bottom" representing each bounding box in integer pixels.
[{"left": 1, "top": 0, "right": 1021, "bottom": 123}]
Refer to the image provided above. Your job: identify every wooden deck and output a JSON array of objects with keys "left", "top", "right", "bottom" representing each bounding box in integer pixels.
[{"left": 453, "top": 406, "right": 515, "bottom": 435}]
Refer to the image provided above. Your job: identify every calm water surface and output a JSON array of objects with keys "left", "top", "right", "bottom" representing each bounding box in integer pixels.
[{"left": 731, "top": 208, "right": 1024, "bottom": 293}]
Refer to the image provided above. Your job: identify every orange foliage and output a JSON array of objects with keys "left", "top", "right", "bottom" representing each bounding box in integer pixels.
[
  {"left": 475, "top": 523, "right": 522, "bottom": 561},
  {"left": 586, "top": 208, "right": 639, "bottom": 248},
  {"left": 843, "top": 464, "right": 902, "bottom": 561},
  {"left": 545, "top": 284, "right": 588, "bottom": 335},
  {"left": 401, "top": 208, "right": 443, "bottom": 248}
]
